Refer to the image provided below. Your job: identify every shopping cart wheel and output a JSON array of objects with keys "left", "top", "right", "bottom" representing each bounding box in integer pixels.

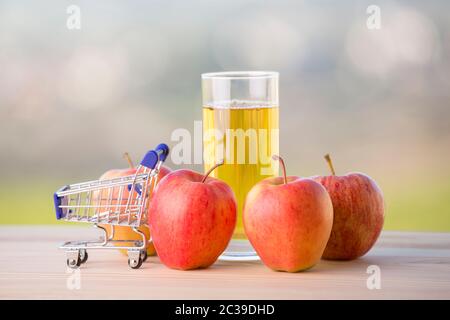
[
  {"left": 128, "top": 257, "right": 143, "bottom": 269},
  {"left": 67, "top": 257, "right": 81, "bottom": 268},
  {"left": 79, "top": 249, "right": 88, "bottom": 264},
  {"left": 66, "top": 250, "right": 81, "bottom": 268},
  {"left": 140, "top": 250, "right": 148, "bottom": 262}
]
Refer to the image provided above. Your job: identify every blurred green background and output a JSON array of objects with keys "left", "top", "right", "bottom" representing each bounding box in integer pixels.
[{"left": 0, "top": 0, "right": 449, "bottom": 231}]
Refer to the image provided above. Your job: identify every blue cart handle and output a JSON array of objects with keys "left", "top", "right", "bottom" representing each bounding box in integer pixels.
[
  {"left": 140, "top": 143, "right": 170, "bottom": 169},
  {"left": 54, "top": 185, "right": 69, "bottom": 220}
]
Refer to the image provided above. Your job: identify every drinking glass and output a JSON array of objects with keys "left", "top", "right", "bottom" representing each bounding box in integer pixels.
[{"left": 202, "top": 71, "right": 279, "bottom": 260}]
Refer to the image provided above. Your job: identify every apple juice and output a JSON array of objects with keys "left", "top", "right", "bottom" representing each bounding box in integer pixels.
[{"left": 203, "top": 102, "right": 279, "bottom": 239}]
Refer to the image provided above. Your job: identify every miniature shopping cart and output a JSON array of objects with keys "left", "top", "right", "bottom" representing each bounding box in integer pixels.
[{"left": 53, "top": 144, "right": 169, "bottom": 269}]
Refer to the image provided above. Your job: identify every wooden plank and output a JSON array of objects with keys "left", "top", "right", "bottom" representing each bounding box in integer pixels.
[{"left": 0, "top": 227, "right": 449, "bottom": 299}]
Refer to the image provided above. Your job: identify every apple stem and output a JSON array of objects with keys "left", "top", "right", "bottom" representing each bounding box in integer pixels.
[
  {"left": 201, "top": 160, "right": 224, "bottom": 183},
  {"left": 324, "top": 154, "right": 336, "bottom": 175},
  {"left": 123, "top": 152, "right": 135, "bottom": 169},
  {"left": 272, "top": 155, "right": 288, "bottom": 185}
]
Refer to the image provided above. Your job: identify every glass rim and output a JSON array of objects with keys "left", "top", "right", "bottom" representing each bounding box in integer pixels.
[{"left": 202, "top": 71, "right": 279, "bottom": 80}]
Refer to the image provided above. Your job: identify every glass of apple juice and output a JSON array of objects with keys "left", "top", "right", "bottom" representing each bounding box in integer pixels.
[{"left": 201, "top": 71, "right": 279, "bottom": 260}]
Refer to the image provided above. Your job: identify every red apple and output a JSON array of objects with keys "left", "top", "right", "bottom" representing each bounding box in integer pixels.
[
  {"left": 96, "top": 153, "right": 171, "bottom": 256},
  {"left": 148, "top": 163, "right": 237, "bottom": 270},
  {"left": 244, "top": 156, "right": 333, "bottom": 272},
  {"left": 312, "top": 154, "right": 385, "bottom": 260}
]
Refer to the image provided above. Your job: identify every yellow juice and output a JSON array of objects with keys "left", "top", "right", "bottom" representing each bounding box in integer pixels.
[{"left": 203, "top": 103, "right": 279, "bottom": 238}]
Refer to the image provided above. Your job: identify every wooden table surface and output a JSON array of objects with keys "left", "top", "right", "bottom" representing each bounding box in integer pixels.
[{"left": 0, "top": 226, "right": 449, "bottom": 299}]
